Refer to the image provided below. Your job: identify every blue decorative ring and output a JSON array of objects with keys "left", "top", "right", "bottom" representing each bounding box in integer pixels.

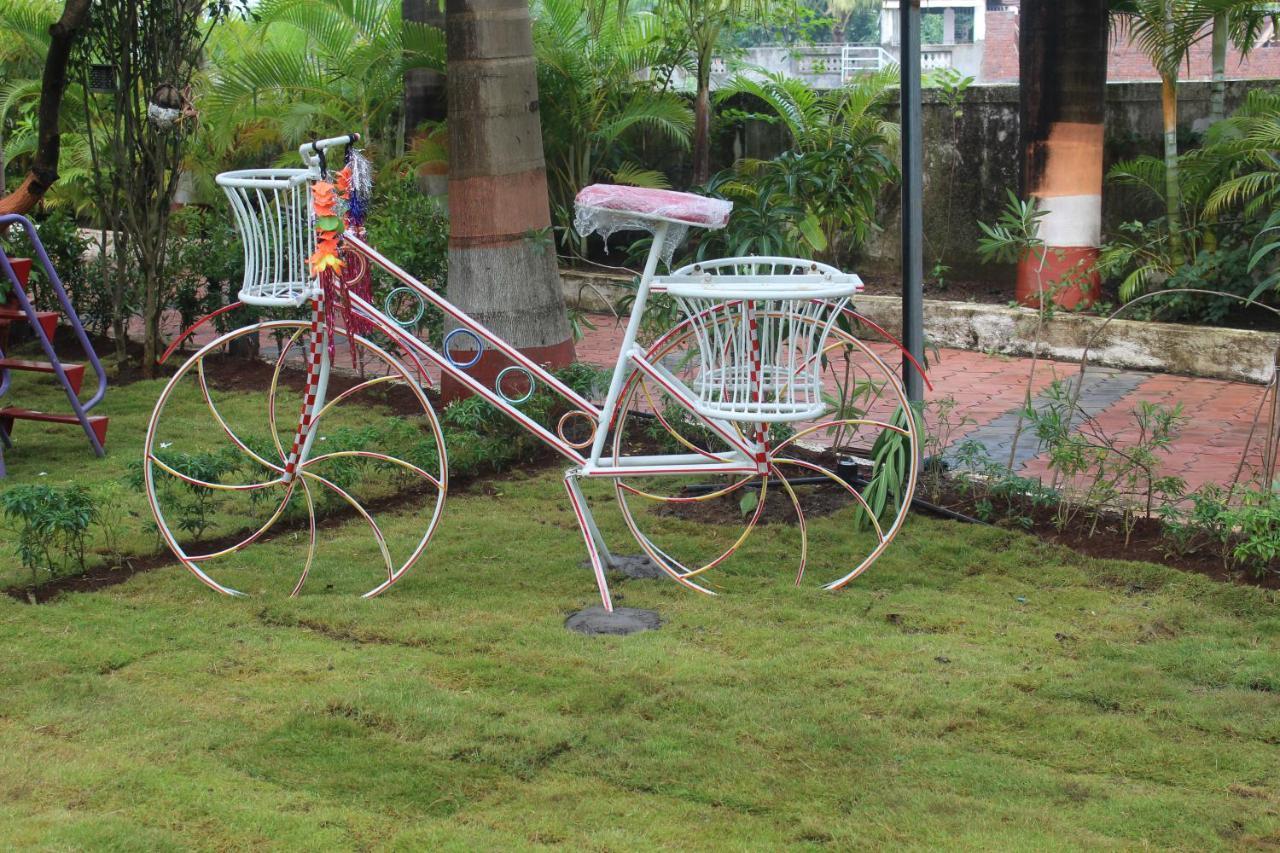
[
  {"left": 384, "top": 286, "right": 425, "bottom": 327},
  {"left": 495, "top": 366, "right": 536, "bottom": 405},
  {"left": 443, "top": 328, "right": 484, "bottom": 368}
]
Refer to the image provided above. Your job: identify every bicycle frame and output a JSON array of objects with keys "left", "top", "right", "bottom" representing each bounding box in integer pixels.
[{"left": 338, "top": 230, "right": 764, "bottom": 480}]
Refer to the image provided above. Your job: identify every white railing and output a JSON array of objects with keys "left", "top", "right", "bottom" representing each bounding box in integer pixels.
[{"left": 841, "top": 45, "right": 897, "bottom": 79}]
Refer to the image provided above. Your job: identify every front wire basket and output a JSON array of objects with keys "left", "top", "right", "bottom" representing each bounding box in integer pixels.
[
  {"left": 216, "top": 168, "right": 316, "bottom": 307},
  {"left": 657, "top": 258, "right": 862, "bottom": 423}
]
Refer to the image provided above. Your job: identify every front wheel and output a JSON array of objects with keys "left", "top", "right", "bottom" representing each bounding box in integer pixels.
[{"left": 143, "top": 320, "right": 448, "bottom": 597}]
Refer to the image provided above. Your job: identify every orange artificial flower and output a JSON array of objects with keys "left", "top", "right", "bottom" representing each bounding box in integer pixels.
[
  {"left": 308, "top": 232, "right": 344, "bottom": 276},
  {"left": 335, "top": 166, "right": 352, "bottom": 196},
  {"left": 311, "top": 181, "right": 339, "bottom": 218}
]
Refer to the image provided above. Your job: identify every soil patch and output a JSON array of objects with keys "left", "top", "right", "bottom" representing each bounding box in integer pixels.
[{"left": 923, "top": 480, "right": 1280, "bottom": 592}]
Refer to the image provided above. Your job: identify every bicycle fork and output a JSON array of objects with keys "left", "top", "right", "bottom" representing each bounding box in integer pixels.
[{"left": 282, "top": 299, "right": 332, "bottom": 485}]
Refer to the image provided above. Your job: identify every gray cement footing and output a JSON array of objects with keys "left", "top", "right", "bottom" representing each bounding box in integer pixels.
[
  {"left": 580, "top": 554, "right": 665, "bottom": 579},
  {"left": 565, "top": 606, "right": 662, "bottom": 636}
]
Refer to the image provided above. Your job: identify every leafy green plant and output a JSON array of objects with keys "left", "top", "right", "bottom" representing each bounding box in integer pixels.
[
  {"left": 856, "top": 404, "right": 919, "bottom": 531},
  {"left": 714, "top": 68, "right": 899, "bottom": 264},
  {"left": 1160, "top": 483, "right": 1232, "bottom": 560},
  {"left": 0, "top": 210, "right": 89, "bottom": 308},
  {"left": 202, "top": 0, "right": 444, "bottom": 162},
  {"left": 535, "top": 0, "right": 693, "bottom": 248},
  {"left": 1024, "top": 382, "right": 1187, "bottom": 541},
  {"left": 921, "top": 395, "right": 975, "bottom": 501},
  {"left": 364, "top": 176, "right": 449, "bottom": 343},
  {"left": 1, "top": 483, "right": 97, "bottom": 582},
  {"left": 1225, "top": 487, "right": 1280, "bottom": 578},
  {"left": 129, "top": 449, "right": 245, "bottom": 541},
  {"left": 166, "top": 205, "right": 254, "bottom": 345}
]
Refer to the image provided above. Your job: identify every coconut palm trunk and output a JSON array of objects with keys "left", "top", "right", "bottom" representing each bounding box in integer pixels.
[
  {"left": 692, "top": 55, "right": 713, "bottom": 186},
  {"left": 404, "top": 0, "right": 447, "bottom": 131},
  {"left": 1160, "top": 68, "right": 1186, "bottom": 265},
  {"left": 443, "top": 0, "right": 574, "bottom": 399},
  {"left": 1017, "top": 0, "right": 1109, "bottom": 307},
  {"left": 1210, "top": 10, "right": 1229, "bottom": 123}
]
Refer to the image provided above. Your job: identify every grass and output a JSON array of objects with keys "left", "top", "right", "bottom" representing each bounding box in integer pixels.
[
  {"left": 0, "top": 358, "right": 1277, "bottom": 847},
  {"left": 1, "top": 466, "right": 1278, "bottom": 846}
]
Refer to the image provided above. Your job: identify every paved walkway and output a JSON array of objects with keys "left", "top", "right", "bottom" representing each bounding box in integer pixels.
[{"left": 168, "top": 309, "right": 1275, "bottom": 496}]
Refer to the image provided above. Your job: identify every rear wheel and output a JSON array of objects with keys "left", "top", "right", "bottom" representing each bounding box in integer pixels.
[{"left": 610, "top": 317, "right": 918, "bottom": 594}]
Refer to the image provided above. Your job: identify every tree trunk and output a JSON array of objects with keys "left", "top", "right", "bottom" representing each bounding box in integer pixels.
[
  {"left": 1017, "top": 0, "right": 1107, "bottom": 308},
  {"left": 0, "top": 0, "right": 93, "bottom": 216},
  {"left": 1161, "top": 72, "right": 1185, "bottom": 267},
  {"left": 1209, "top": 10, "right": 1227, "bottom": 125},
  {"left": 443, "top": 0, "right": 574, "bottom": 400},
  {"left": 404, "top": 0, "right": 448, "bottom": 130},
  {"left": 404, "top": 0, "right": 448, "bottom": 197},
  {"left": 691, "top": 63, "right": 712, "bottom": 186}
]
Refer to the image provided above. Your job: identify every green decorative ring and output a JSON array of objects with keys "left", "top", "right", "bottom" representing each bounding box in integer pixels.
[
  {"left": 384, "top": 286, "right": 425, "bottom": 327},
  {"left": 495, "top": 366, "right": 536, "bottom": 405}
]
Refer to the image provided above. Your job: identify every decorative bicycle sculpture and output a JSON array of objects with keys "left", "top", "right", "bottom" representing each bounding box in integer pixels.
[{"left": 144, "top": 134, "right": 926, "bottom": 609}]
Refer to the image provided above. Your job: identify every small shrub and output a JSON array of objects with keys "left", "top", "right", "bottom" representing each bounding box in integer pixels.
[
  {"left": 1225, "top": 488, "right": 1280, "bottom": 578},
  {"left": 129, "top": 449, "right": 244, "bottom": 541},
  {"left": 1, "top": 483, "right": 97, "bottom": 582},
  {"left": 365, "top": 177, "right": 449, "bottom": 344}
]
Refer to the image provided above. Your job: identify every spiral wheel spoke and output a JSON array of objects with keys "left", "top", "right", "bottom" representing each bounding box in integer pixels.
[{"left": 290, "top": 477, "right": 318, "bottom": 597}]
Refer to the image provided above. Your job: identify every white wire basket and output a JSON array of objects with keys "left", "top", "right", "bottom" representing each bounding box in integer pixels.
[
  {"left": 217, "top": 168, "right": 316, "bottom": 307},
  {"left": 655, "top": 257, "right": 863, "bottom": 423}
]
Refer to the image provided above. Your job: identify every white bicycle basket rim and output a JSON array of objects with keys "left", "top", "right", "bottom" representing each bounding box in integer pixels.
[
  {"left": 654, "top": 257, "right": 863, "bottom": 423},
  {"left": 217, "top": 168, "right": 317, "bottom": 308}
]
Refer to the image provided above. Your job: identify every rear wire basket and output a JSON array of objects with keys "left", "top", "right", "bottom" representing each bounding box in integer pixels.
[
  {"left": 216, "top": 168, "right": 316, "bottom": 307},
  {"left": 657, "top": 258, "right": 862, "bottom": 423}
]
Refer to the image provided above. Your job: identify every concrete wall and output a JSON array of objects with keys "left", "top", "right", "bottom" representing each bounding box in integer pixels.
[
  {"left": 879, "top": 79, "right": 1262, "bottom": 278},
  {"left": 730, "top": 79, "right": 1266, "bottom": 280}
]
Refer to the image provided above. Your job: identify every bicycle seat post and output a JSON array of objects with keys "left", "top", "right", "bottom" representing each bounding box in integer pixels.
[{"left": 585, "top": 220, "right": 670, "bottom": 467}]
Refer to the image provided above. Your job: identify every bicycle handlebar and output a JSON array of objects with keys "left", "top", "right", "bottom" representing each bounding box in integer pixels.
[{"left": 298, "top": 133, "right": 360, "bottom": 160}]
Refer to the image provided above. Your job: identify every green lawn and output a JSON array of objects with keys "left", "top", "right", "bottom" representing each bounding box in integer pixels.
[
  {"left": 1, "top": 355, "right": 1278, "bottom": 848},
  {"left": 1, "top": 443, "right": 1278, "bottom": 846}
]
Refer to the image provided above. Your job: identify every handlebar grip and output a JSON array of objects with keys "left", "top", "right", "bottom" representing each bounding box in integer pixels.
[{"left": 298, "top": 133, "right": 361, "bottom": 159}]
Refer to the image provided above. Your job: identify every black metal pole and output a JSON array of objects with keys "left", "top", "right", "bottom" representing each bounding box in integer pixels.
[{"left": 900, "top": 0, "right": 925, "bottom": 403}]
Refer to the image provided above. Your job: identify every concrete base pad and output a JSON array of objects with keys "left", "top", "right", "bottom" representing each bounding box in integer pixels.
[
  {"left": 565, "top": 606, "right": 662, "bottom": 636},
  {"left": 580, "top": 554, "right": 665, "bottom": 579}
]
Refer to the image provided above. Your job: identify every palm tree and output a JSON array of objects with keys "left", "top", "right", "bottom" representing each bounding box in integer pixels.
[
  {"left": 1207, "top": 0, "right": 1271, "bottom": 124},
  {"left": 0, "top": 0, "right": 91, "bottom": 216},
  {"left": 534, "top": 0, "right": 693, "bottom": 238},
  {"left": 1112, "top": 0, "right": 1217, "bottom": 267},
  {"left": 718, "top": 69, "right": 899, "bottom": 261},
  {"left": 403, "top": 0, "right": 447, "bottom": 134},
  {"left": 204, "top": 0, "right": 444, "bottom": 158},
  {"left": 660, "top": 0, "right": 760, "bottom": 185},
  {"left": 1017, "top": 0, "right": 1109, "bottom": 306},
  {"left": 444, "top": 0, "right": 574, "bottom": 397}
]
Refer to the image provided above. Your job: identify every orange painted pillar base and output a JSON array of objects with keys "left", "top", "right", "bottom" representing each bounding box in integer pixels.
[{"left": 1015, "top": 246, "right": 1100, "bottom": 310}]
